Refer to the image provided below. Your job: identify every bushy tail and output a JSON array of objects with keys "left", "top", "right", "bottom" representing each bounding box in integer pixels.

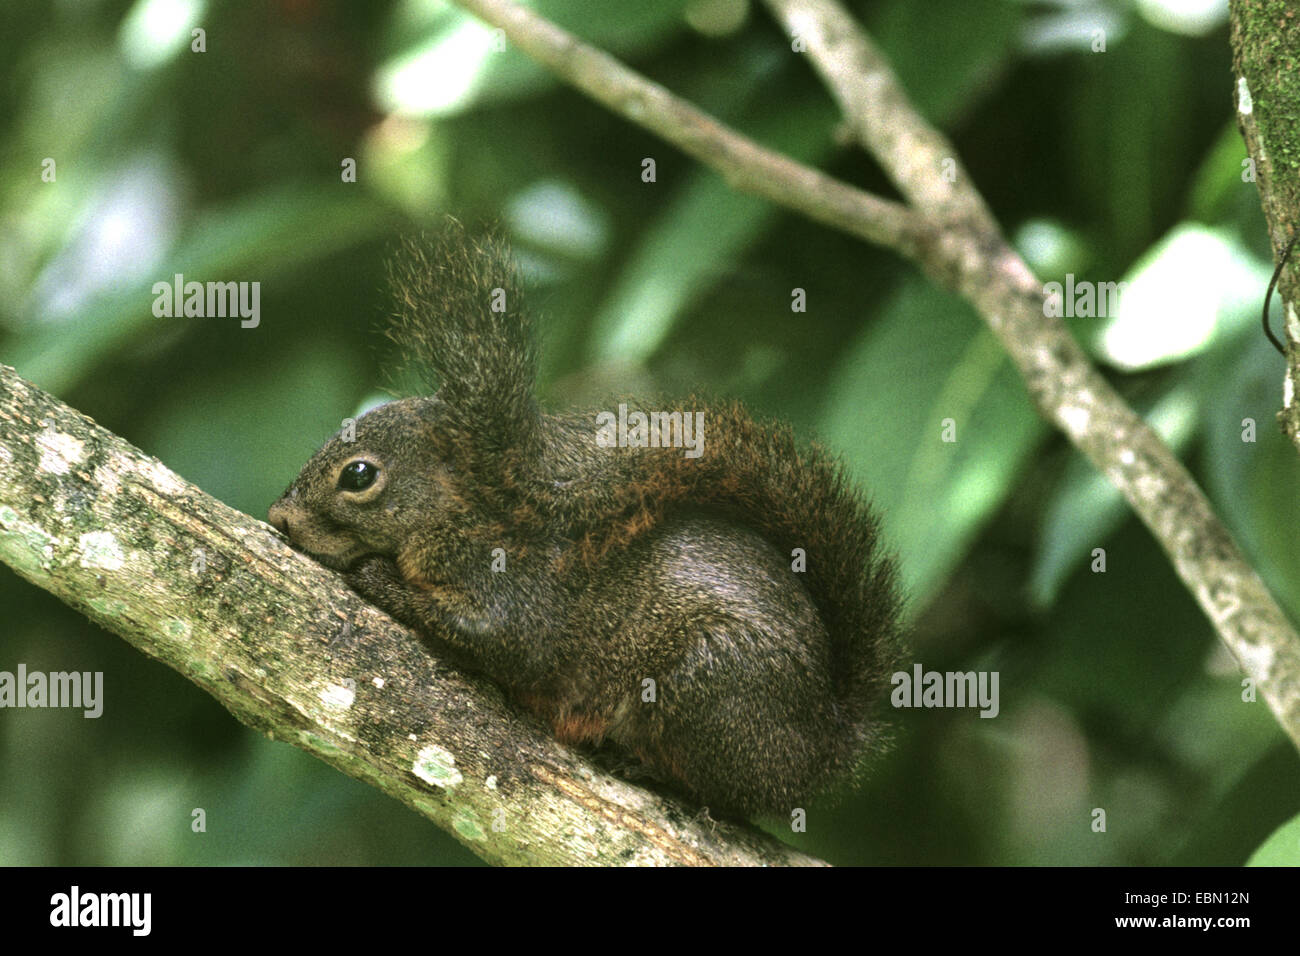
[
  {"left": 385, "top": 221, "right": 540, "bottom": 464},
  {"left": 568, "top": 398, "right": 905, "bottom": 765}
]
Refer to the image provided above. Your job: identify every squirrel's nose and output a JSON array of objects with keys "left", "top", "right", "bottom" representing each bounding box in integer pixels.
[{"left": 268, "top": 501, "right": 292, "bottom": 536}]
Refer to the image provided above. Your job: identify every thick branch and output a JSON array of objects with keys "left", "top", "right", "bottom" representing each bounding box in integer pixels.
[
  {"left": 1230, "top": 0, "right": 1300, "bottom": 448},
  {"left": 0, "top": 364, "right": 822, "bottom": 867},
  {"left": 448, "top": 0, "right": 1300, "bottom": 747}
]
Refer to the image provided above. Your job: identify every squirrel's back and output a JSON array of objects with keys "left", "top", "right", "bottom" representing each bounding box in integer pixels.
[{"left": 537, "top": 401, "right": 903, "bottom": 811}]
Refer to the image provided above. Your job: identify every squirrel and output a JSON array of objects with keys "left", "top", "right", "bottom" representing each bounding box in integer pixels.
[{"left": 267, "top": 221, "right": 904, "bottom": 819}]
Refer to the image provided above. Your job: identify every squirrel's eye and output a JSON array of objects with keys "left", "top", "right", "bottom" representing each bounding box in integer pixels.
[{"left": 338, "top": 460, "right": 378, "bottom": 492}]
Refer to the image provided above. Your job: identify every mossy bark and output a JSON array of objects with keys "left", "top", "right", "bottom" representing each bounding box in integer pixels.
[{"left": 1231, "top": 0, "right": 1300, "bottom": 447}]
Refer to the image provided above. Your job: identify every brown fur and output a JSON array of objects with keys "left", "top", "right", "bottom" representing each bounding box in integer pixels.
[{"left": 268, "top": 222, "right": 905, "bottom": 818}]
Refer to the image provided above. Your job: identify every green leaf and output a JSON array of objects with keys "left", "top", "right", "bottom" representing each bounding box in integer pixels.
[
  {"left": 1201, "top": 336, "right": 1300, "bottom": 625},
  {"left": 1247, "top": 811, "right": 1300, "bottom": 866},
  {"left": 9, "top": 184, "right": 397, "bottom": 395},
  {"left": 1030, "top": 387, "right": 1199, "bottom": 607},
  {"left": 869, "top": 0, "right": 1021, "bottom": 120},
  {"left": 140, "top": 342, "right": 362, "bottom": 516},
  {"left": 586, "top": 89, "right": 836, "bottom": 363},
  {"left": 822, "top": 280, "right": 1047, "bottom": 609},
  {"left": 1086, "top": 224, "right": 1268, "bottom": 372},
  {"left": 375, "top": 0, "right": 692, "bottom": 117},
  {"left": 1187, "top": 122, "right": 1254, "bottom": 224}
]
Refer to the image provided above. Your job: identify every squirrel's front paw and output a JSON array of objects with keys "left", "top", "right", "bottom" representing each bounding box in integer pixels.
[
  {"left": 342, "top": 555, "right": 441, "bottom": 635},
  {"left": 343, "top": 555, "right": 407, "bottom": 606}
]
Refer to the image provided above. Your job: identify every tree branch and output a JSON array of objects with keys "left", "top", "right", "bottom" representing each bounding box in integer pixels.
[
  {"left": 449, "top": 0, "right": 1300, "bottom": 748},
  {"left": 1230, "top": 0, "right": 1300, "bottom": 449},
  {"left": 444, "top": 0, "right": 922, "bottom": 254},
  {"left": 0, "top": 363, "right": 822, "bottom": 867}
]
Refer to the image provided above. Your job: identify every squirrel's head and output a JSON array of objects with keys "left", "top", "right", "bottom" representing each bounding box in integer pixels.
[{"left": 268, "top": 397, "right": 461, "bottom": 570}]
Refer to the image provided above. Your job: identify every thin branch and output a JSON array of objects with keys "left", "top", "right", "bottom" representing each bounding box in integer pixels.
[
  {"left": 449, "top": 0, "right": 1300, "bottom": 747},
  {"left": 447, "top": 0, "right": 923, "bottom": 255},
  {"left": 0, "top": 363, "right": 823, "bottom": 867}
]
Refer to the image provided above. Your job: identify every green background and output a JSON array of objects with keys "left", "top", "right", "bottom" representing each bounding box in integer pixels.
[{"left": 2, "top": 0, "right": 1298, "bottom": 866}]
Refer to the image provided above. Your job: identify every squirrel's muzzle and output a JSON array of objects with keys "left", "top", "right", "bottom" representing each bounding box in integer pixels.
[{"left": 268, "top": 497, "right": 299, "bottom": 537}]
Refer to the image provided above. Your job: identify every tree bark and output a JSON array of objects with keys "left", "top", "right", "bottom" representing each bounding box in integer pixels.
[
  {"left": 1231, "top": 0, "right": 1300, "bottom": 447},
  {"left": 0, "top": 363, "right": 822, "bottom": 867}
]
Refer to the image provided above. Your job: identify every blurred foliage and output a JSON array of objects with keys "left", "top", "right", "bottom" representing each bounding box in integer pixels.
[{"left": 1, "top": 0, "right": 1298, "bottom": 866}]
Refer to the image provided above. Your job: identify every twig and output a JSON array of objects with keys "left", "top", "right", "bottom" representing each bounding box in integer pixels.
[
  {"left": 0, "top": 363, "right": 824, "bottom": 867},
  {"left": 1262, "top": 234, "right": 1297, "bottom": 356},
  {"left": 448, "top": 0, "right": 1300, "bottom": 747}
]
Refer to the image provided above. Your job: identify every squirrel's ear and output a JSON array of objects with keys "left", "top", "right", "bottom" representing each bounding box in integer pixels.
[{"left": 384, "top": 219, "right": 541, "bottom": 461}]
